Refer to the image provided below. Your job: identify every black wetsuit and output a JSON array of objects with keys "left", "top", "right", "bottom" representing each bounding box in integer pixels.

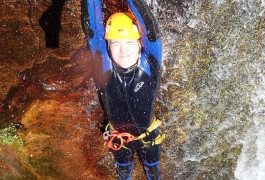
[
  {"left": 103, "top": 54, "right": 162, "bottom": 164},
  {"left": 102, "top": 52, "right": 161, "bottom": 136}
]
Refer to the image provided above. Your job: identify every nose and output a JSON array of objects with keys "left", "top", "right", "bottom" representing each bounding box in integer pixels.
[{"left": 120, "top": 43, "right": 126, "bottom": 54}]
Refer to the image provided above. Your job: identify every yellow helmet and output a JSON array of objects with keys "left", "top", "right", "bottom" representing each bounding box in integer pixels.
[{"left": 105, "top": 12, "right": 140, "bottom": 40}]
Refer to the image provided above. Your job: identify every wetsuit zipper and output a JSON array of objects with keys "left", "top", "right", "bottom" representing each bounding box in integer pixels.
[{"left": 123, "top": 75, "right": 141, "bottom": 135}]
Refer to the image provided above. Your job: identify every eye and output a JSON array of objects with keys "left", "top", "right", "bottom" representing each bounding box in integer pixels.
[
  {"left": 126, "top": 41, "right": 136, "bottom": 45},
  {"left": 111, "top": 42, "right": 121, "bottom": 47}
]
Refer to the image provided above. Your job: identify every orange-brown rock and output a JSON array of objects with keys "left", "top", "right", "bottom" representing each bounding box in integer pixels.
[{"left": 0, "top": 0, "right": 159, "bottom": 178}]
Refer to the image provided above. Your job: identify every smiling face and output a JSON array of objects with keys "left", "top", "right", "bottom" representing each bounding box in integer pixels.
[{"left": 109, "top": 39, "right": 141, "bottom": 68}]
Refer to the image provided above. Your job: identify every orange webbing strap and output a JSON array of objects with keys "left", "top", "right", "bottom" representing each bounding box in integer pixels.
[{"left": 106, "top": 130, "right": 136, "bottom": 151}]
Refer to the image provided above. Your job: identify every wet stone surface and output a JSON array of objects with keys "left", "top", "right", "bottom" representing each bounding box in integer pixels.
[{"left": 0, "top": 0, "right": 113, "bottom": 178}]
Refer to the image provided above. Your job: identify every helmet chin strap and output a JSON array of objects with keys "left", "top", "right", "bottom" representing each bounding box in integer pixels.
[{"left": 137, "top": 40, "right": 142, "bottom": 59}]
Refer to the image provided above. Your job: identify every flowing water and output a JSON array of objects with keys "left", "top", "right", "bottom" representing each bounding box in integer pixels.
[{"left": 150, "top": 0, "right": 265, "bottom": 179}]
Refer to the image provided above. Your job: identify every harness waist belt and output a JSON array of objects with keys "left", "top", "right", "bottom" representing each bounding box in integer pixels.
[{"left": 105, "top": 117, "right": 165, "bottom": 150}]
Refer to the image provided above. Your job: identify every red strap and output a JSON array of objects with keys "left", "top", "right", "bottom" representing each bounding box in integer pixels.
[{"left": 107, "top": 130, "right": 136, "bottom": 151}]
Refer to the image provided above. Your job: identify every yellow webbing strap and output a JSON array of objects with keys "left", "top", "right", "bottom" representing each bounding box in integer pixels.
[{"left": 134, "top": 117, "right": 162, "bottom": 140}]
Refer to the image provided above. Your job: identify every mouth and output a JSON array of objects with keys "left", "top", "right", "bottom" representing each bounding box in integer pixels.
[{"left": 119, "top": 55, "right": 130, "bottom": 59}]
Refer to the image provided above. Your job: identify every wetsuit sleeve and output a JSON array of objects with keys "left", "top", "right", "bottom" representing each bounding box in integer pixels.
[
  {"left": 81, "top": 0, "right": 94, "bottom": 39},
  {"left": 81, "top": 0, "right": 106, "bottom": 56},
  {"left": 126, "top": 0, "right": 162, "bottom": 65},
  {"left": 81, "top": 0, "right": 112, "bottom": 74},
  {"left": 127, "top": 0, "right": 160, "bottom": 41}
]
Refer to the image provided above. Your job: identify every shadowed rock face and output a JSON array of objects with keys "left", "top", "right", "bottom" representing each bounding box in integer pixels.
[
  {"left": 0, "top": 47, "right": 93, "bottom": 128},
  {"left": 0, "top": 0, "right": 112, "bottom": 178}
]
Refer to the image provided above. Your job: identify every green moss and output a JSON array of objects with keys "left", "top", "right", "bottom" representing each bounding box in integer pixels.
[{"left": 0, "top": 125, "right": 22, "bottom": 146}]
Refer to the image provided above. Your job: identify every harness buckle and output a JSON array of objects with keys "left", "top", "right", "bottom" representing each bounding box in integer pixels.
[{"left": 103, "top": 124, "right": 111, "bottom": 141}]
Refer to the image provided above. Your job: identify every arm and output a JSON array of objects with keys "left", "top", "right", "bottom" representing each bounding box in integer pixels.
[
  {"left": 126, "top": 0, "right": 162, "bottom": 65},
  {"left": 81, "top": 0, "right": 112, "bottom": 74},
  {"left": 81, "top": 0, "right": 94, "bottom": 39},
  {"left": 81, "top": 0, "right": 105, "bottom": 56}
]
